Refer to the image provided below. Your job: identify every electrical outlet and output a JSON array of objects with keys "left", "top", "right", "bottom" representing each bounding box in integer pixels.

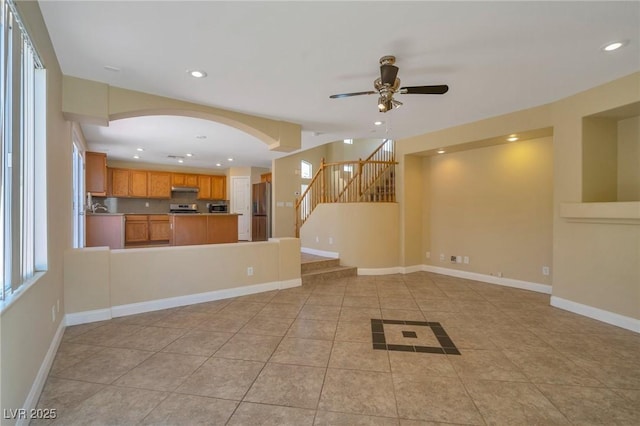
[
  {"left": 145, "top": 202, "right": 149, "bottom": 207},
  {"left": 440, "top": 254, "right": 445, "bottom": 262},
  {"left": 456, "top": 256, "right": 462, "bottom": 263},
  {"left": 542, "top": 266, "right": 550, "bottom": 276},
  {"left": 450, "top": 255, "right": 457, "bottom": 263},
  {"left": 247, "top": 266, "right": 254, "bottom": 276},
  {"left": 315, "top": 236, "right": 319, "bottom": 243},
  {"left": 463, "top": 256, "right": 470, "bottom": 264},
  {"left": 426, "top": 251, "right": 431, "bottom": 259},
  {"left": 328, "top": 237, "right": 333, "bottom": 245},
  {"left": 497, "top": 272, "right": 503, "bottom": 278}
]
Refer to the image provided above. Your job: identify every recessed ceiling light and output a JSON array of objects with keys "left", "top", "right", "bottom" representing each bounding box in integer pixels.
[
  {"left": 228, "top": 158, "right": 234, "bottom": 162},
  {"left": 602, "top": 41, "right": 626, "bottom": 52},
  {"left": 178, "top": 159, "right": 184, "bottom": 163},
  {"left": 136, "top": 148, "right": 144, "bottom": 152},
  {"left": 507, "top": 135, "right": 519, "bottom": 142},
  {"left": 133, "top": 155, "right": 140, "bottom": 159},
  {"left": 437, "top": 149, "right": 446, "bottom": 154},
  {"left": 195, "top": 135, "right": 207, "bottom": 139},
  {"left": 188, "top": 70, "right": 207, "bottom": 78},
  {"left": 374, "top": 121, "right": 384, "bottom": 126},
  {"left": 216, "top": 163, "right": 222, "bottom": 167},
  {"left": 186, "top": 153, "right": 193, "bottom": 157}
]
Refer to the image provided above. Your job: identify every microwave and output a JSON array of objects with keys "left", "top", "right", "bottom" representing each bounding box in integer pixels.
[{"left": 208, "top": 201, "right": 229, "bottom": 213}]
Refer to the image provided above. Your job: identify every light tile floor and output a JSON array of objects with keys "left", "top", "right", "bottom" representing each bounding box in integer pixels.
[{"left": 34, "top": 272, "right": 640, "bottom": 425}]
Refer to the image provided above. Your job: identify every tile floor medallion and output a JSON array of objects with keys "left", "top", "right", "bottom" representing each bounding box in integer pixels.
[
  {"left": 370, "top": 318, "right": 461, "bottom": 355},
  {"left": 32, "top": 268, "right": 640, "bottom": 425}
]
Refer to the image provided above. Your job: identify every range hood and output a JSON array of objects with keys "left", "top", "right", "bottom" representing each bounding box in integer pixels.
[{"left": 171, "top": 186, "right": 199, "bottom": 193}]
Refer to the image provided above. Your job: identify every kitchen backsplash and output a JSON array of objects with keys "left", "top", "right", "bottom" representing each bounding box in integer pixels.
[{"left": 95, "top": 193, "right": 222, "bottom": 214}]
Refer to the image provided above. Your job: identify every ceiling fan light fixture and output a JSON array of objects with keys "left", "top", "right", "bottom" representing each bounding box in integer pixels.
[
  {"left": 391, "top": 99, "right": 403, "bottom": 109},
  {"left": 378, "top": 96, "right": 387, "bottom": 111}
]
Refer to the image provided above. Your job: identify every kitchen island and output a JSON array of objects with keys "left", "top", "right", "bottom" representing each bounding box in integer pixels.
[
  {"left": 86, "top": 213, "right": 240, "bottom": 248},
  {"left": 169, "top": 213, "right": 240, "bottom": 246}
]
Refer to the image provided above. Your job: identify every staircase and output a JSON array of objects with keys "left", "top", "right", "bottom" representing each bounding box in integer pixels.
[
  {"left": 295, "top": 139, "right": 397, "bottom": 237},
  {"left": 301, "top": 253, "right": 357, "bottom": 285}
]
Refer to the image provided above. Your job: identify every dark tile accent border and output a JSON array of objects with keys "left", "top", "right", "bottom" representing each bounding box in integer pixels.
[{"left": 370, "top": 319, "right": 460, "bottom": 355}]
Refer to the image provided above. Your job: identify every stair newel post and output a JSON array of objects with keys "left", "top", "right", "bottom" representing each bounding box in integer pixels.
[
  {"left": 320, "top": 158, "right": 326, "bottom": 203},
  {"left": 295, "top": 196, "right": 300, "bottom": 238},
  {"left": 358, "top": 158, "right": 363, "bottom": 198}
]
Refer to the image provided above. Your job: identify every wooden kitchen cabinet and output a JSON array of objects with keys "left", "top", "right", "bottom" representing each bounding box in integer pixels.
[
  {"left": 197, "top": 175, "right": 212, "bottom": 200},
  {"left": 148, "top": 215, "right": 170, "bottom": 241},
  {"left": 172, "top": 173, "right": 198, "bottom": 187},
  {"left": 86, "top": 152, "right": 107, "bottom": 195},
  {"left": 211, "top": 175, "right": 226, "bottom": 200},
  {"left": 129, "top": 170, "right": 148, "bottom": 197},
  {"left": 148, "top": 171, "right": 171, "bottom": 198},
  {"left": 109, "top": 168, "right": 130, "bottom": 197},
  {"left": 125, "top": 215, "right": 149, "bottom": 244}
]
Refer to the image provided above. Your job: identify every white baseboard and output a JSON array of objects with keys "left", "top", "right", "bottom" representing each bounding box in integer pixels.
[
  {"left": 65, "top": 279, "right": 303, "bottom": 325},
  {"left": 65, "top": 308, "right": 112, "bottom": 326},
  {"left": 423, "top": 265, "right": 552, "bottom": 294},
  {"left": 551, "top": 296, "right": 640, "bottom": 333},
  {"left": 301, "top": 247, "right": 339, "bottom": 259},
  {"left": 18, "top": 320, "right": 66, "bottom": 426}
]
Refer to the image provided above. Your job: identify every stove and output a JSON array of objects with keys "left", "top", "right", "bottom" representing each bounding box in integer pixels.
[{"left": 169, "top": 203, "right": 199, "bottom": 214}]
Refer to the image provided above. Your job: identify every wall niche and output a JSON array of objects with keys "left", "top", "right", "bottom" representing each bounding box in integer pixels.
[{"left": 582, "top": 102, "right": 640, "bottom": 202}]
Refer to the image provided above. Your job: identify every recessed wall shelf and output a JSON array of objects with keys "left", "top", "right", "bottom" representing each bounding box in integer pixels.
[{"left": 560, "top": 202, "right": 640, "bottom": 225}]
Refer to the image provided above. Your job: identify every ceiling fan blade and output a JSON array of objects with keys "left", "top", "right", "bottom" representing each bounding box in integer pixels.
[
  {"left": 400, "top": 85, "right": 449, "bottom": 95},
  {"left": 380, "top": 64, "right": 399, "bottom": 86},
  {"left": 329, "top": 91, "right": 376, "bottom": 99}
]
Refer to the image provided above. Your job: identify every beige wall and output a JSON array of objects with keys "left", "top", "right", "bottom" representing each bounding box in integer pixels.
[
  {"left": 552, "top": 74, "right": 640, "bottom": 319},
  {"left": 425, "top": 137, "right": 553, "bottom": 283},
  {"left": 0, "top": 1, "right": 68, "bottom": 418},
  {"left": 582, "top": 117, "right": 618, "bottom": 202},
  {"left": 272, "top": 143, "right": 328, "bottom": 237},
  {"left": 64, "top": 239, "right": 300, "bottom": 315},
  {"left": 300, "top": 203, "right": 400, "bottom": 268},
  {"left": 396, "top": 73, "right": 639, "bottom": 323},
  {"left": 618, "top": 115, "right": 640, "bottom": 201}
]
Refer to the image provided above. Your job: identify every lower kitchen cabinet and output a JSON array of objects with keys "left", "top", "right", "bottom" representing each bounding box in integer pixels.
[
  {"left": 125, "top": 214, "right": 170, "bottom": 246},
  {"left": 148, "top": 215, "right": 171, "bottom": 241},
  {"left": 125, "top": 215, "right": 149, "bottom": 244}
]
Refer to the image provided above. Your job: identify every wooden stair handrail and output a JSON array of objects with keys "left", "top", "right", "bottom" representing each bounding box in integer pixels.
[{"left": 295, "top": 140, "right": 397, "bottom": 237}]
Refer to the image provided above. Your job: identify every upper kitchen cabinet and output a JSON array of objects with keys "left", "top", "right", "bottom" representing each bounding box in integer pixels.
[
  {"left": 86, "top": 151, "right": 107, "bottom": 195},
  {"left": 172, "top": 173, "right": 198, "bottom": 187},
  {"left": 108, "top": 168, "right": 148, "bottom": 198},
  {"left": 109, "top": 168, "right": 130, "bottom": 197},
  {"left": 211, "top": 175, "right": 226, "bottom": 200},
  {"left": 197, "top": 174, "right": 226, "bottom": 200},
  {"left": 196, "top": 175, "right": 211, "bottom": 200},
  {"left": 148, "top": 171, "right": 171, "bottom": 198}
]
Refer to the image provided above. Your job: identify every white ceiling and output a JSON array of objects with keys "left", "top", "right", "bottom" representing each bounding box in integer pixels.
[{"left": 39, "top": 1, "right": 640, "bottom": 170}]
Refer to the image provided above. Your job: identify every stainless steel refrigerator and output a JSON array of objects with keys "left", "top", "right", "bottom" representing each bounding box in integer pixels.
[{"left": 252, "top": 182, "right": 271, "bottom": 241}]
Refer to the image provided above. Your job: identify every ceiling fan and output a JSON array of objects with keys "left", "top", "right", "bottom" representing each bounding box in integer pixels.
[{"left": 329, "top": 55, "right": 449, "bottom": 112}]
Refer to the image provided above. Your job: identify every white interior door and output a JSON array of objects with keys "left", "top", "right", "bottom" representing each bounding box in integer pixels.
[{"left": 231, "top": 176, "right": 251, "bottom": 240}]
